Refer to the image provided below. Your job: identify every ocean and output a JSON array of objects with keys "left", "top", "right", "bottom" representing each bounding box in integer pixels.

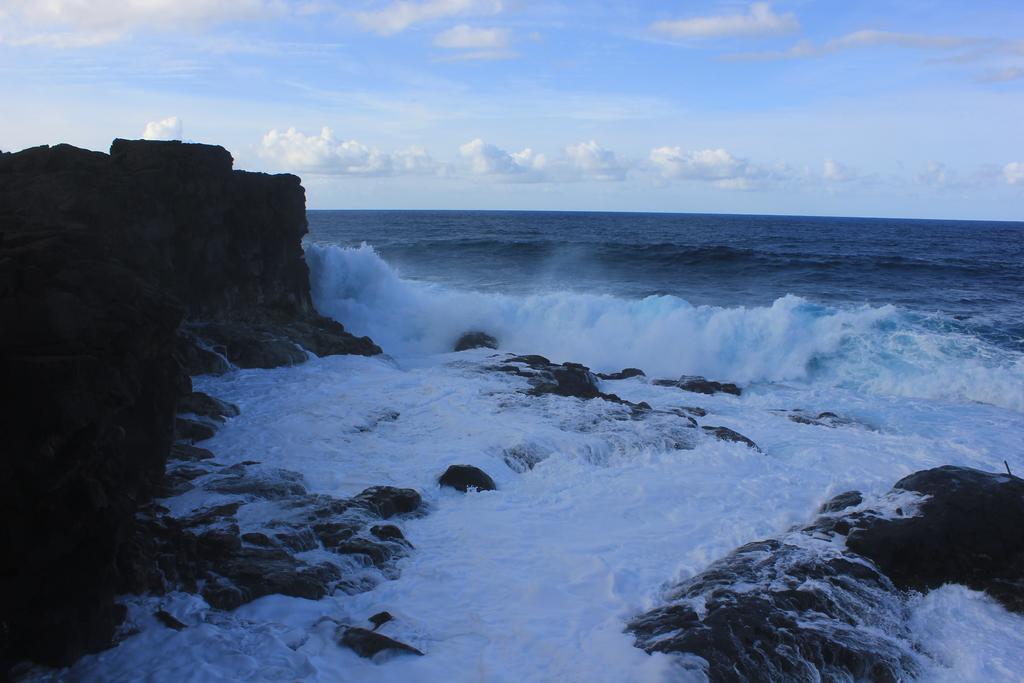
[{"left": 61, "top": 211, "right": 1024, "bottom": 681}]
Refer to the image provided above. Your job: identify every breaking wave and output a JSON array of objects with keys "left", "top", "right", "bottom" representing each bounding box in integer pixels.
[{"left": 306, "top": 242, "right": 1024, "bottom": 412}]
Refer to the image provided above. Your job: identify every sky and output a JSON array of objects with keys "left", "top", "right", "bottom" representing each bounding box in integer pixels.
[{"left": 1, "top": 0, "right": 1022, "bottom": 219}]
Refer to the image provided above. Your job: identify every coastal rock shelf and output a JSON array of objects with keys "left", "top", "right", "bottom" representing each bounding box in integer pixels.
[{"left": 628, "top": 466, "right": 1024, "bottom": 681}]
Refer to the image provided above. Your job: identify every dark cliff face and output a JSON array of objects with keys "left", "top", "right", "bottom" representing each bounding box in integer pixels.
[
  {"left": 0, "top": 139, "right": 378, "bottom": 670},
  {"left": 3, "top": 139, "right": 313, "bottom": 319}
]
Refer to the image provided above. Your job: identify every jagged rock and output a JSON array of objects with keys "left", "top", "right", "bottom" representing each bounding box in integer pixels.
[
  {"left": 786, "top": 410, "right": 857, "bottom": 428},
  {"left": 370, "top": 525, "right": 407, "bottom": 543},
  {"left": 655, "top": 376, "right": 742, "bottom": 396},
  {"left": 169, "top": 443, "right": 215, "bottom": 462},
  {"left": 820, "top": 490, "right": 863, "bottom": 513},
  {"left": 338, "top": 627, "right": 423, "bottom": 658},
  {"left": 349, "top": 486, "right": 423, "bottom": 519},
  {"left": 454, "top": 331, "right": 498, "bottom": 351},
  {"left": 628, "top": 537, "right": 916, "bottom": 682},
  {"left": 369, "top": 611, "right": 394, "bottom": 630},
  {"left": 596, "top": 368, "right": 645, "bottom": 380},
  {"left": 702, "top": 425, "right": 760, "bottom": 451},
  {"left": 175, "top": 331, "right": 230, "bottom": 376},
  {"left": 155, "top": 610, "right": 187, "bottom": 631},
  {"left": 175, "top": 417, "right": 217, "bottom": 443},
  {"left": 439, "top": 465, "right": 497, "bottom": 492},
  {"left": 629, "top": 465, "right": 1024, "bottom": 680},
  {"left": 177, "top": 391, "right": 239, "bottom": 422},
  {"left": 204, "top": 465, "right": 307, "bottom": 501},
  {"left": 846, "top": 466, "right": 1024, "bottom": 613}
]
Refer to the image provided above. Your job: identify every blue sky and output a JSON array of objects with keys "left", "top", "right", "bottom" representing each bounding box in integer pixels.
[{"left": 2, "top": 0, "right": 1022, "bottom": 219}]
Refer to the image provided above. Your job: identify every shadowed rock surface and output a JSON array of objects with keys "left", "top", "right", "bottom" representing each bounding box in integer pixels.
[
  {"left": 0, "top": 139, "right": 381, "bottom": 670},
  {"left": 701, "top": 425, "right": 761, "bottom": 451}
]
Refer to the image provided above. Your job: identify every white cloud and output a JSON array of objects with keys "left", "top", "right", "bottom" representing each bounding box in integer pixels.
[
  {"left": 356, "top": 0, "right": 502, "bottom": 36},
  {"left": 0, "top": 0, "right": 276, "bottom": 47},
  {"left": 730, "top": 30, "right": 976, "bottom": 61},
  {"left": 434, "top": 24, "right": 508, "bottom": 49},
  {"left": 650, "top": 147, "right": 782, "bottom": 189},
  {"left": 260, "top": 127, "right": 438, "bottom": 176},
  {"left": 458, "top": 138, "right": 628, "bottom": 182},
  {"left": 979, "top": 66, "right": 1024, "bottom": 83},
  {"left": 562, "top": 141, "right": 628, "bottom": 181},
  {"left": 823, "top": 158, "right": 856, "bottom": 182},
  {"left": 458, "top": 138, "right": 542, "bottom": 177},
  {"left": 651, "top": 2, "right": 798, "bottom": 40},
  {"left": 142, "top": 116, "right": 183, "bottom": 141},
  {"left": 1005, "top": 162, "right": 1024, "bottom": 186}
]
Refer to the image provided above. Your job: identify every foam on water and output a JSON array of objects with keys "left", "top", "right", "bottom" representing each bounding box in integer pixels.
[
  {"left": 308, "top": 243, "right": 1024, "bottom": 412},
  {"left": 36, "top": 240, "right": 1024, "bottom": 682}
]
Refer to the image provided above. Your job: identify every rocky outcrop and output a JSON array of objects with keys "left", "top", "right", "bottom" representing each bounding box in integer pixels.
[
  {"left": 596, "top": 368, "right": 645, "bottom": 380},
  {"left": 454, "top": 331, "right": 498, "bottom": 352},
  {"left": 0, "top": 139, "right": 381, "bottom": 671},
  {"left": 629, "top": 465, "right": 1024, "bottom": 681}
]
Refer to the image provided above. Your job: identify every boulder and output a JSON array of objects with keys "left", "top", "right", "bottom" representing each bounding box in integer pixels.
[
  {"left": 338, "top": 627, "right": 423, "bottom": 658},
  {"left": 439, "top": 465, "right": 497, "bottom": 492},
  {"left": 368, "top": 611, "right": 394, "bottom": 630},
  {"left": 454, "top": 331, "right": 498, "bottom": 351},
  {"left": 846, "top": 466, "right": 1024, "bottom": 613}
]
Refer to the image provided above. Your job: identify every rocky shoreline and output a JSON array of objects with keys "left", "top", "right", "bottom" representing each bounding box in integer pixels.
[{"left": 2, "top": 140, "right": 1022, "bottom": 680}]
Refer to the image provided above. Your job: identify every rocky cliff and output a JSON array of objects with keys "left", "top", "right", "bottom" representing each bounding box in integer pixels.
[{"left": 0, "top": 139, "right": 379, "bottom": 670}]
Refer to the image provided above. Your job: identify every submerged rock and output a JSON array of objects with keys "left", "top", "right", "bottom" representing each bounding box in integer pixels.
[
  {"left": 439, "top": 465, "right": 497, "bottom": 492},
  {"left": 338, "top": 627, "right": 423, "bottom": 658},
  {"left": 454, "top": 331, "right": 498, "bottom": 351},
  {"left": 596, "top": 368, "right": 646, "bottom": 381},
  {"left": 655, "top": 376, "right": 742, "bottom": 396},
  {"left": 701, "top": 425, "right": 761, "bottom": 451},
  {"left": 819, "top": 491, "right": 863, "bottom": 513}
]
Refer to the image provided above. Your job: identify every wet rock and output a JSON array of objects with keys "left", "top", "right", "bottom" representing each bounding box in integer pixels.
[
  {"left": 175, "top": 417, "right": 217, "bottom": 444},
  {"left": 786, "top": 410, "right": 857, "bottom": 428},
  {"left": 656, "top": 376, "right": 742, "bottom": 396},
  {"left": 846, "top": 466, "right": 1024, "bottom": 613},
  {"left": 155, "top": 610, "right": 187, "bottom": 631},
  {"left": 454, "top": 331, "right": 498, "bottom": 351},
  {"left": 370, "top": 525, "right": 407, "bottom": 543},
  {"left": 349, "top": 486, "right": 423, "bottom": 519},
  {"left": 701, "top": 425, "right": 760, "bottom": 451},
  {"left": 204, "top": 466, "right": 308, "bottom": 501},
  {"left": 503, "top": 444, "right": 549, "bottom": 473},
  {"left": 338, "top": 627, "right": 423, "bottom": 658},
  {"left": 178, "top": 391, "right": 239, "bottom": 422},
  {"left": 596, "top": 368, "right": 645, "bottom": 381},
  {"left": 169, "top": 443, "right": 215, "bottom": 462},
  {"left": 439, "top": 465, "right": 497, "bottom": 492},
  {"left": 820, "top": 491, "right": 863, "bottom": 513},
  {"left": 628, "top": 538, "right": 917, "bottom": 682},
  {"left": 241, "top": 532, "right": 276, "bottom": 547},
  {"left": 369, "top": 611, "right": 394, "bottom": 630},
  {"left": 176, "top": 331, "right": 231, "bottom": 376}
]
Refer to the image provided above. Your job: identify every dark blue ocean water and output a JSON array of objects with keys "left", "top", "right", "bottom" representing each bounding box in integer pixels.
[{"left": 308, "top": 210, "right": 1024, "bottom": 352}]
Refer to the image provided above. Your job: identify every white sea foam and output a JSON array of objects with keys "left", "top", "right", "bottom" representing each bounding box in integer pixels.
[
  {"left": 307, "top": 243, "right": 1024, "bottom": 412},
  {"left": 36, "top": 244, "right": 1024, "bottom": 682}
]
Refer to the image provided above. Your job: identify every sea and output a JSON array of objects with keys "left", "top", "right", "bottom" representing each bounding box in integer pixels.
[{"left": 54, "top": 211, "right": 1024, "bottom": 682}]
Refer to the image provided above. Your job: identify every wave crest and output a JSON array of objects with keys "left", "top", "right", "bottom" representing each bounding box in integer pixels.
[{"left": 306, "top": 243, "right": 1024, "bottom": 411}]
